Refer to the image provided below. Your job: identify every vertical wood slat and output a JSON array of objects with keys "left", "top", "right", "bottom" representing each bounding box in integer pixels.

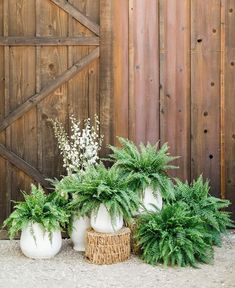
[
  {"left": 39, "top": 0, "right": 68, "bottom": 178},
  {"left": 67, "top": 0, "right": 99, "bottom": 122},
  {"left": 9, "top": 0, "right": 37, "bottom": 199},
  {"left": 3, "top": 0, "right": 11, "bottom": 217},
  {"left": 128, "top": 0, "right": 159, "bottom": 145},
  {"left": 220, "top": 0, "right": 226, "bottom": 200},
  {"left": 191, "top": 0, "right": 221, "bottom": 197},
  {"left": 100, "top": 0, "right": 114, "bottom": 156},
  {"left": 0, "top": 0, "right": 7, "bottom": 224},
  {"left": 86, "top": 0, "right": 100, "bottom": 120},
  {"left": 67, "top": 0, "right": 89, "bottom": 123},
  {"left": 113, "top": 0, "right": 129, "bottom": 145},
  {"left": 224, "top": 0, "right": 235, "bottom": 219},
  {"left": 160, "top": 0, "right": 191, "bottom": 180},
  {"left": 128, "top": 0, "right": 135, "bottom": 142},
  {"left": 36, "top": 0, "right": 42, "bottom": 174}
]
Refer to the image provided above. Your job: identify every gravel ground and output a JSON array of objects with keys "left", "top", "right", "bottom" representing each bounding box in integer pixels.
[{"left": 0, "top": 233, "right": 235, "bottom": 288}]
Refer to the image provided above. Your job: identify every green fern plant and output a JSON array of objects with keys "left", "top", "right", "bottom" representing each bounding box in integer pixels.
[
  {"left": 67, "top": 164, "right": 140, "bottom": 222},
  {"left": 109, "top": 137, "right": 178, "bottom": 200},
  {"left": 49, "top": 174, "right": 84, "bottom": 235},
  {"left": 2, "top": 184, "right": 69, "bottom": 239},
  {"left": 174, "top": 176, "right": 234, "bottom": 246},
  {"left": 135, "top": 203, "right": 213, "bottom": 267},
  {"left": 49, "top": 173, "right": 82, "bottom": 201}
]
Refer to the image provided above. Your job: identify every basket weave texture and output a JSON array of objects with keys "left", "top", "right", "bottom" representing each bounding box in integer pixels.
[
  {"left": 85, "top": 227, "right": 131, "bottom": 265},
  {"left": 128, "top": 221, "right": 141, "bottom": 255}
]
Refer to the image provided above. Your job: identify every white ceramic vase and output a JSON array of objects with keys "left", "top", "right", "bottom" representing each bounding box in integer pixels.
[
  {"left": 20, "top": 222, "right": 62, "bottom": 259},
  {"left": 71, "top": 216, "right": 90, "bottom": 251},
  {"left": 139, "top": 186, "right": 163, "bottom": 213},
  {"left": 90, "top": 204, "right": 123, "bottom": 233}
]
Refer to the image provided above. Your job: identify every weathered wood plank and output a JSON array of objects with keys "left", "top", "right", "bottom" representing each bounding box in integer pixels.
[
  {"left": 220, "top": 0, "right": 226, "bottom": 199},
  {"left": 113, "top": 0, "right": 129, "bottom": 144},
  {"left": 128, "top": 0, "right": 135, "bottom": 142},
  {"left": 0, "top": 1, "right": 6, "bottom": 224},
  {"left": 9, "top": 46, "right": 37, "bottom": 197},
  {"left": 50, "top": 0, "right": 100, "bottom": 36},
  {"left": 100, "top": 0, "right": 114, "bottom": 157},
  {"left": 129, "top": 0, "right": 159, "bottom": 144},
  {"left": 8, "top": 0, "right": 35, "bottom": 36},
  {"left": 8, "top": 0, "right": 37, "bottom": 199},
  {"left": 0, "top": 144, "right": 48, "bottom": 187},
  {"left": 224, "top": 0, "right": 235, "bottom": 218},
  {"left": 85, "top": 1, "right": 100, "bottom": 120},
  {"left": 36, "top": 0, "right": 42, "bottom": 174},
  {"left": 68, "top": 3, "right": 88, "bottom": 123},
  {"left": 0, "top": 36, "right": 99, "bottom": 46},
  {"left": 38, "top": 1, "right": 68, "bottom": 178},
  {"left": 160, "top": 0, "right": 191, "bottom": 180},
  {"left": 0, "top": 1, "right": 3, "bottom": 36},
  {"left": 0, "top": 47, "right": 100, "bottom": 132},
  {"left": 191, "top": 0, "right": 221, "bottom": 197},
  {"left": 3, "top": 0, "right": 11, "bottom": 220}
]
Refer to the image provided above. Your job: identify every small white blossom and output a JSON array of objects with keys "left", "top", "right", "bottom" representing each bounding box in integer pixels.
[{"left": 51, "top": 115, "right": 103, "bottom": 175}]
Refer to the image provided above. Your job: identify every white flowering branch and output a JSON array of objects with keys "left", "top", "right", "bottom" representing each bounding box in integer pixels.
[{"left": 51, "top": 115, "right": 103, "bottom": 175}]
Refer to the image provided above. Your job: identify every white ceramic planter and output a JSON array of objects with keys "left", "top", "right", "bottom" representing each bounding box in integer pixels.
[
  {"left": 91, "top": 204, "right": 123, "bottom": 233},
  {"left": 71, "top": 216, "right": 90, "bottom": 251},
  {"left": 20, "top": 222, "right": 62, "bottom": 259},
  {"left": 139, "top": 186, "right": 163, "bottom": 213}
]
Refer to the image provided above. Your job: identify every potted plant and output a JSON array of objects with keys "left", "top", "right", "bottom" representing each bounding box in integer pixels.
[
  {"left": 2, "top": 184, "right": 69, "bottom": 259},
  {"left": 69, "top": 164, "right": 140, "bottom": 233},
  {"left": 50, "top": 173, "right": 90, "bottom": 252},
  {"left": 135, "top": 202, "right": 213, "bottom": 267},
  {"left": 109, "top": 138, "right": 178, "bottom": 213},
  {"left": 51, "top": 115, "right": 103, "bottom": 251},
  {"left": 174, "top": 175, "right": 234, "bottom": 246}
]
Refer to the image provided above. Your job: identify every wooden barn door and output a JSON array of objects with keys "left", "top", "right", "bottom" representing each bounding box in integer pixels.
[{"left": 0, "top": 0, "right": 106, "bottom": 228}]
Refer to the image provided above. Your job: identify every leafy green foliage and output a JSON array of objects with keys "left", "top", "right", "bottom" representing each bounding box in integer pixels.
[
  {"left": 67, "top": 164, "right": 140, "bottom": 222},
  {"left": 49, "top": 173, "right": 82, "bottom": 201},
  {"left": 135, "top": 176, "right": 233, "bottom": 267},
  {"left": 49, "top": 174, "right": 84, "bottom": 235},
  {"left": 174, "top": 176, "right": 234, "bottom": 246},
  {"left": 2, "top": 184, "right": 69, "bottom": 239},
  {"left": 135, "top": 203, "right": 213, "bottom": 267},
  {"left": 109, "top": 137, "right": 178, "bottom": 200}
]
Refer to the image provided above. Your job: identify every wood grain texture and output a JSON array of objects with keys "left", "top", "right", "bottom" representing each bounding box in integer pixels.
[
  {"left": 160, "top": 0, "right": 191, "bottom": 180},
  {"left": 3, "top": 0, "right": 11, "bottom": 218},
  {"left": 0, "top": 36, "right": 99, "bottom": 46},
  {"left": 113, "top": 0, "right": 129, "bottom": 144},
  {"left": 0, "top": 0, "right": 6, "bottom": 223},
  {"left": 0, "top": 144, "right": 48, "bottom": 188},
  {"left": 191, "top": 0, "right": 221, "bottom": 197},
  {"left": 50, "top": 0, "right": 100, "bottom": 35},
  {"left": 0, "top": 48, "right": 99, "bottom": 132},
  {"left": 1, "top": 0, "right": 235, "bottom": 229},
  {"left": 0, "top": 0, "right": 101, "bottom": 227},
  {"left": 99, "top": 0, "right": 114, "bottom": 157},
  {"left": 128, "top": 0, "right": 159, "bottom": 145},
  {"left": 39, "top": 0, "right": 68, "bottom": 178},
  {"left": 8, "top": 0, "right": 37, "bottom": 201},
  {"left": 224, "top": 0, "right": 235, "bottom": 218}
]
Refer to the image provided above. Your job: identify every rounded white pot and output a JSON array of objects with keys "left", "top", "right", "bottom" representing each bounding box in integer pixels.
[
  {"left": 71, "top": 216, "right": 90, "bottom": 252},
  {"left": 20, "top": 223, "right": 62, "bottom": 259},
  {"left": 91, "top": 204, "right": 123, "bottom": 233},
  {"left": 139, "top": 186, "right": 163, "bottom": 213}
]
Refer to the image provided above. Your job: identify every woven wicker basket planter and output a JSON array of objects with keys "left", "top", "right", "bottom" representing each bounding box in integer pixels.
[
  {"left": 85, "top": 227, "right": 131, "bottom": 265},
  {"left": 128, "top": 220, "right": 141, "bottom": 255}
]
